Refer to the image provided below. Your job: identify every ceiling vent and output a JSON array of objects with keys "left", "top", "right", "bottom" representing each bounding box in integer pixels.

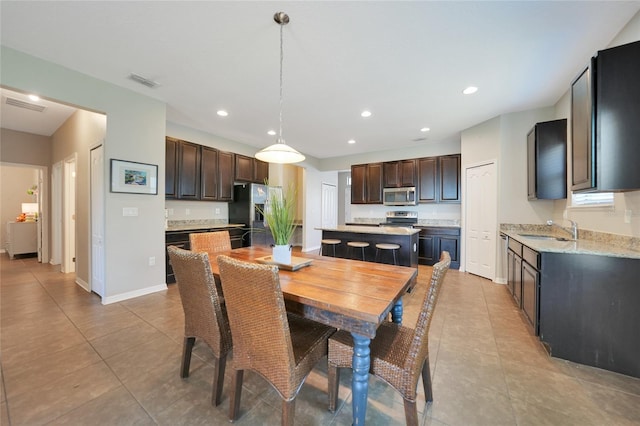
[
  {"left": 128, "top": 73, "right": 160, "bottom": 88},
  {"left": 5, "top": 97, "right": 46, "bottom": 112}
]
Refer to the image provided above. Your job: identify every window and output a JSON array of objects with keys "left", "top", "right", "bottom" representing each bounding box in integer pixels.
[{"left": 571, "top": 192, "right": 614, "bottom": 207}]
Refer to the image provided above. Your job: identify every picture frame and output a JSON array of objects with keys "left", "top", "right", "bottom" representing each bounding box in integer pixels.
[{"left": 110, "top": 159, "right": 158, "bottom": 195}]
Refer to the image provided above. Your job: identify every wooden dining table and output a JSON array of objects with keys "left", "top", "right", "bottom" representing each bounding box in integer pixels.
[{"left": 207, "top": 246, "right": 418, "bottom": 425}]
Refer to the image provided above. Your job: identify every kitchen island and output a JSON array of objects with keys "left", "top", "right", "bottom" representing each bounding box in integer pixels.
[{"left": 317, "top": 225, "right": 419, "bottom": 268}]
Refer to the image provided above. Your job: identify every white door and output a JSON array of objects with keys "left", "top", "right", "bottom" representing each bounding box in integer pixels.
[
  {"left": 91, "top": 145, "right": 105, "bottom": 297},
  {"left": 63, "top": 156, "right": 77, "bottom": 274},
  {"left": 465, "top": 162, "right": 497, "bottom": 280},
  {"left": 51, "top": 162, "right": 62, "bottom": 265},
  {"left": 321, "top": 183, "right": 338, "bottom": 228}
]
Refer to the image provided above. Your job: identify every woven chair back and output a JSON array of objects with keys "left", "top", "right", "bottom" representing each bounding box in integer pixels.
[
  {"left": 167, "top": 245, "right": 231, "bottom": 357},
  {"left": 216, "top": 255, "right": 296, "bottom": 392},
  {"left": 405, "top": 251, "right": 451, "bottom": 373},
  {"left": 190, "top": 231, "right": 232, "bottom": 257}
]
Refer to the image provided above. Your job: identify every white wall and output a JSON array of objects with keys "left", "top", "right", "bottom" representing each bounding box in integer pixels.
[
  {"left": 2, "top": 46, "right": 167, "bottom": 302},
  {"left": 301, "top": 167, "right": 338, "bottom": 253}
]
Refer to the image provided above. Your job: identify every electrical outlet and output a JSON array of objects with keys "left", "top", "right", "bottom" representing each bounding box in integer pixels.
[
  {"left": 215, "top": 208, "right": 221, "bottom": 215},
  {"left": 624, "top": 209, "right": 632, "bottom": 224},
  {"left": 123, "top": 207, "right": 138, "bottom": 216},
  {"left": 185, "top": 208, "right": 190, "bottom": 216},
  {"left": 563, "top": 209, "right": 568, "bottom": 219},
  {"left": 148, "top": 256, "right": 156, "bottom": 266}
]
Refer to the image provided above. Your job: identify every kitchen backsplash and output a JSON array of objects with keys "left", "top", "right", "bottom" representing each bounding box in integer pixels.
[{"left": 348, "top": 203, "right": 461, "bottom": 223}]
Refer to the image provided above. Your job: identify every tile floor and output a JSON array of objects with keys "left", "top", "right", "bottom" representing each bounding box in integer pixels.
[{"left": 1, "top": 254, "right": 639, "bottom": 425}]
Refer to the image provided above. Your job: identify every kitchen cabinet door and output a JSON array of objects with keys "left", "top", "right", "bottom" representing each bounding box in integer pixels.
[
  {"left": 177, "top": 140, "right": 201, "bottom": 199},
  {"left": 254, "top": 159, "right": 269, "bottom": 184},
  {"left": 596, "top": 40, "right": 640, "bottom": 191},
  {"left": 351, "top": 164, "right": 367, "bottom": 204},
  {"left": 218, "top": 151, "right": 234, "bottom": 201},
  {"left": 439, "top": 154, "right": 461, "bottom": 202},
  {"left": 165, "top": 137, "right": 178, "bottom": 198},
  {"left": 522, "top": 259, "right": 540, "bottom": 335},
  {"left": 418, "top": 157, "right": 437, "bottom": 202},
  {"left": 383, "top": 162, "right": 401, "bottom": 188},
  {"left": 366, "top": 163, "right": 383, "bottom": 204},
  {"left": 527, "top": 120, "right": 567, "bottom": 200},
  {"left": 571, "top": 63, "right": 595, "bottom": 191},
  {"left": 234, "top": 154, "right": 254, "bottom": 182},
  {"left": 400, "top": 159, "right": 417, "bottom": 187},
  {"left": 200, "top": 146, "right": 219, "bottom": 201}
]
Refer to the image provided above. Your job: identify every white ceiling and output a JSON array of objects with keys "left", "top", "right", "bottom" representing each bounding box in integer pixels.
[{"left": 1, "top": 1, "right": 639, "bottom": 159}]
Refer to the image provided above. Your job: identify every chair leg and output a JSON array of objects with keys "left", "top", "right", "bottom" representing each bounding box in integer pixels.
[
  {"left": 421, "top": 358, "right": 433, "bottom": 402},
  {"left": 327, "top": 362, "right": 340, "bottom": 412},
  {"left": 211, "top": 353, "right": 227, "bottom": 406},
  {"left": 282, "top": 399, "right": 295, "bottom": 426},
  {"left": 180, "top": 336, "right": 195, "bottom": 378},
  {"left": 229, "top": 369, "right": 244, "bottom": 421},
  {"left": 403, "top": 398, "right": 420, "bottom": 426}
]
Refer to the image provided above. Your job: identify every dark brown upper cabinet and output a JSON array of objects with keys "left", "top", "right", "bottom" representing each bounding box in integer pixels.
[
  {"left": 165, "top": 137, "right": 179, "bottom": 198},
  {"left": 165, "top": 138, "right": 235, "bottom": 201},
  {"left": 177, "top": 140, "right": 201, "bottom": 200},
  {"left": 200, "top": 146, "right": 219, "bottom": 201},
  {"left": 527, "top": 119, "right": 567, "bottom": 200},
  {"left": 571, "top": 61, "right": 595, "bottom": 192},
  {"left": 235, "top": 154, "right": 269, "bottom": 184},
  {"left": 383, "top": 159, "right": 417, "bottom": 188},
  {"left": 351, "top": 163, "right": 383, "bottom": 204},
  {"left": 572, "top": 41, "right": 640, "bottom": 193},
  {"left": 418, "top": 154, "right": 461, "bottom": 203}
]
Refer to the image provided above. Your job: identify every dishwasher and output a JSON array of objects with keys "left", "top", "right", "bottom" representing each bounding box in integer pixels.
[{"left": 496, "top": 233, "right": 508, "bottom": 284}]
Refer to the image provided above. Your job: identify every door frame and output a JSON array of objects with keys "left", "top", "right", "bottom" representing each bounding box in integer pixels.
[
  {"left": 90, "top": 143, "right": 105, "bottom": 297},
  {"left": 63, "top": 153, "right": 77, "bottom": 275}
]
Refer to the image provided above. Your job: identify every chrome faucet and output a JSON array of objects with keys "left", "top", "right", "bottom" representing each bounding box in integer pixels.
[{"left": 547, "top": 219, "right": 578, "bottom": 240}]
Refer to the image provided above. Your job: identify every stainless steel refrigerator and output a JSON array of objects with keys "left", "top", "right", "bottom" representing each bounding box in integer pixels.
[{"left": 228, "top": 183, "right": 268, "bottom": 247}]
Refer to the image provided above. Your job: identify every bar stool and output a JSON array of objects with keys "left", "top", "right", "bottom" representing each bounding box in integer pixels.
[
  {"left": 319, "top": 239, "right": 341, "bottom": 257},
  {"left": 375, "top": 243, "right": 400, "bottom": 265},
  {"left": 347, "top": 241, "right": 369, "bottom": 261}
]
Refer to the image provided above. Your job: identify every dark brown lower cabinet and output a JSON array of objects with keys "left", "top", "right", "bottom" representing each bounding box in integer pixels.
[{"left": 417, "top": 227, "right": 460, "bottom": 269}]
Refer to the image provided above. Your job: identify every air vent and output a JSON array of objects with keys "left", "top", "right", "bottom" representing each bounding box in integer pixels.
[
  {"left": 5, "top": 97, "right": 46, "bottom": 112},
  {"left": 128, "top": 73, "right": 160, "bottom": 88},
  {"left": 411, "top": 137, "right": 427, "bottom": 142}
]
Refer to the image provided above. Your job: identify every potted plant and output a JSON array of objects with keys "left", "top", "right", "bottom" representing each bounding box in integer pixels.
[{"left": 262, "top": 183, "right": 297, "bottom": 264}]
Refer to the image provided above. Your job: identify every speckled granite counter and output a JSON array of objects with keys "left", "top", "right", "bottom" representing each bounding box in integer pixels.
[
  {"left": 501, "top": 224, "right": 640, "bottom": 259},
  {"left": 166, "top": 221, "right": 245, "bottom": 232},
  {"left": 317, "top": 225, "right": 420, "bottom": 236}
]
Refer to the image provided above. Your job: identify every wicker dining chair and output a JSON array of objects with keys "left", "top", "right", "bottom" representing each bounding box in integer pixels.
[
  {"left": 189, "top": 230, "right": 232, "bottom": 256},
  {"left": 216, "top": 255, "right": 336, "bottom": 426},
  {"left": 327, "top": 251, "right": 451, "bottom": 426},
  {"left": 167, "top": 245, "right": 232, "bottom": 407}
]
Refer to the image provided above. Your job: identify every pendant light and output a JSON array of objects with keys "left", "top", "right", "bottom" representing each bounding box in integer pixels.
[{"left": 255, "top": 12, "right": 306, "bottom": 164}]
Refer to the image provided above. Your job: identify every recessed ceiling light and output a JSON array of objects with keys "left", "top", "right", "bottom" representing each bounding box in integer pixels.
[
  {"left": 463, "top": 86, "right": 478, "bottom": 95},
  {"left": 267, "top": 130, "right": 276, "bottom": 136},
  {"left": 28, "top": 94, "right": 40, "bottom": 101},
  {"left": 216, "top": 110, "right": 228, "bottom": 117},
  {"left": 361, "top": 110, "right": 372, "bottom": 118},
  {"left": 348, "top": 139, "right": 356, "bottom": 144},
  {"left": 420, "top": 127, "right": 430, "bottom": 132}
]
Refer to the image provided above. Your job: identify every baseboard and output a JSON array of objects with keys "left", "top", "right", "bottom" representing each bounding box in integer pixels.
[
  {"left": 303, "top": 245, "right": 320, "bottom": 254},
  {"left": 493, "top": 278, "right": 507, "bottom": 284},
  {"left": 102, "top": 283, "right": 168, "bottom": 305},
  {"left": 76, "top": 277, "right": 90, "bottom": 292}
]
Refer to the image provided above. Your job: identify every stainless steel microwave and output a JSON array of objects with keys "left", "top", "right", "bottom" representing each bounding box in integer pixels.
[{"left": 383, "top": 187, "right": 417, "bottom": 206}]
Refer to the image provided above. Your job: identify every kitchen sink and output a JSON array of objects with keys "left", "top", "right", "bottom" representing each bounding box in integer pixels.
[{"left": 518, "top": 233, "right": 574, "bottom": 242}]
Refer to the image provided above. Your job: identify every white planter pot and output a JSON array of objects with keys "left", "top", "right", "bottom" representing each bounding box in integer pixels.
[{"left": 272, "top": 244, "right": 292, "bottom": 265}]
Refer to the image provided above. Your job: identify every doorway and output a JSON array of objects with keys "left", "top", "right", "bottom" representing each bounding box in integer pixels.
[
  {"left": 321, "top": 183, "right": 338, "bottom": 228},
  {"left": 63, "top": 154, "right": 77, "bottom": 275},
  {"left": 465, "top": 161, "right": 497, "bottom": 280}
]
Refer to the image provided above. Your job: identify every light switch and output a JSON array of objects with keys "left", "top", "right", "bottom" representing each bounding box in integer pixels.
[
  {"left": 123, "top": 207, "right": 138, "bottom": 217},
  {"left": 625, "top": 209, "right": 632, "bottom": 224}
]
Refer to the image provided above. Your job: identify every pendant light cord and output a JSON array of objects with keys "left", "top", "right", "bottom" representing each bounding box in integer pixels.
[{"left": 278, "top": 20, "right": 284, "bottom": 143}]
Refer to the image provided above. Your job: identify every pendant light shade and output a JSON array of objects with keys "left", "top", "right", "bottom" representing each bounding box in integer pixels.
[{"left": 255, "top": 12, "right": 305, "bottom": 164}]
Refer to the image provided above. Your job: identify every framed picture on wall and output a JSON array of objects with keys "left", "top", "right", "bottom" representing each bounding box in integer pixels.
[{"left": 110, "top": 159, "right": 158, "bottom": 195}]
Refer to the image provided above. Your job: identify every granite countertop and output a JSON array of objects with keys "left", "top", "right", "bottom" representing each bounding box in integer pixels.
[
  {"left": 316, "top": 225, "right": 420, "bottom": 236},
  {"left": 166, "top": 221, "right": 245, "bottom": 232},
  {"left": 501, "top": 228, "right": 640, "bottom": 260}
]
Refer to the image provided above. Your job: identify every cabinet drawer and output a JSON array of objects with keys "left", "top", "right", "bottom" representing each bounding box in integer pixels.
[
  {"left": 508, "top": 238, "right": 523, "bottom": 256},
  {"left": 522, "top": 246, "right": 540, "bottom": 269}
]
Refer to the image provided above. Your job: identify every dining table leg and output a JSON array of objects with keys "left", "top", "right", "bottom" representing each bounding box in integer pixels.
[
  {"left": 391, "top": 298, "right": 403, "bottom": 323},
  {"left": 351, "top": 332, "right": 371, "bottom": 425}
]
